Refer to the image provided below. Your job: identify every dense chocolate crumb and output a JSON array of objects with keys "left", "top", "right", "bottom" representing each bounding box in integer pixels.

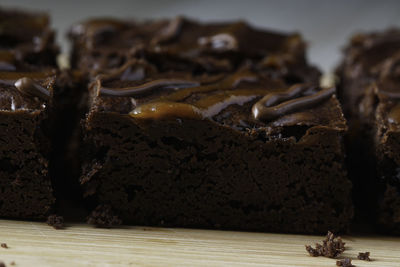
[
  {"left": 9, "top": 262, "right": 14, "bottom": 266},
  {"left": 305, "top": 231, "right": 346, "bottom": 258},
  {"left": 0, "top": 261, "right": 6, "bottom": 267},
  {"left": 87, "top": 205, "right": 122, "bottom": 228},
  {"left": 336, "top": 258, "right": 354, "bottom": 267},
  {"left": 357, "top": 252, "right": 371, "bottom": 261},
  {"left": 47, "top": 215, "right": 65, "bottom": 229},
  {"left": 0, "top": 243, "right": 8, "bottom": 249}
]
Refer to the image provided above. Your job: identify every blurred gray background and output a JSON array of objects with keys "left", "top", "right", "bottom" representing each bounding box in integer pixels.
[{"left": 2, "top": 0, "right": 400, "bottom": 73}]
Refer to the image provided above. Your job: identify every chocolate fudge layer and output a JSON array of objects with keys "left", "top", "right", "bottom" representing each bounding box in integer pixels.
[
  {"left": 70, "top": 17, "right": 352, "bottom": 233},
  {"left": 0, "top": 8, "right": 59, "bottom": 219},
  {"left": 337, "top": 29, "right": 400, "bottom": 234}
]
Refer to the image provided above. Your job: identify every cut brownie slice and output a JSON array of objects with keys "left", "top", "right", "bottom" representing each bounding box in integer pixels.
[
  {"left": 0, "top": 70, "right": 56, "bottom": 218},
  {"left": 0, "top": 7, "right": 59, "bottom": 219},
  {"left": 337, "top": 29, "right": 400, "bottom": 234},
  {"left": 71, "top": 17, "right": 352, "bottom": 233},
  {"left": 78, "top": 60, "right": 352, "bottom": 233}
]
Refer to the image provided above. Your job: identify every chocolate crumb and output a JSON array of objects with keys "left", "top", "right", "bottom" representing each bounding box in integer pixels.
[
  {"left": 9, "top": 262, "right": 15, "bottom": 266},
  {"left": 305, "top": 231, "right": 346, "bottom": 258},
  {"left": 357, "top": 252, "right": 371, "bottom": 261},
  {"left": 46, "top": 214, "right": 64, "bottom": 229},
  {"left": 336, "top": 258, "right": 354, "bottom": 267},
  {"left": 0, "top": 243, "right": 8, "bottom": 249},
  {"left": 0, "top": 261, "right": 6, "bottom": 267},
  {"left": 87, "top": 205, "right": 122, "bottom": 228}
]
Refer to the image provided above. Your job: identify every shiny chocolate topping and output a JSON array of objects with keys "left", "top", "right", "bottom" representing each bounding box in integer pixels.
[
  {"left": 0, "top": 70, "right": 55, "bottom": 85},
  {"left": 252, "top": 85, "right": 335, "bottom": 121},
  {"left": 93, "top": 65, "right": 331, "bottom": 123},
  {"left": 99, "top": 79, "right": 200, "bottom": 97},
  {"left": 14, "top": 77, "right": 51, "bottom": 100}
]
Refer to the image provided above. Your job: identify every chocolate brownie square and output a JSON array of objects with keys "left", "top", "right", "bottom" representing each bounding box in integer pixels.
[
  {"left": 72, "top": 17, "right": 352, "bottom": 233},
  {"left": 0, "top": 7, "right": 59, "bottom": 219},
  {"left": 0, "top": 70, "right": 56, "bottom": 218},
  {"left": 337, "top": 29, "right": 400, "bottom": 234}
]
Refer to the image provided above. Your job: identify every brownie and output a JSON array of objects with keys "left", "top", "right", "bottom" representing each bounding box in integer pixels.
[
  {"left": 337, "top": 29, "right": 400, "bottom": 234},
  {"left": 0, "top": 8, "right": 58, "bottom": 68},
  {"left": 68, "top": 17, "right": 319, "bottom": 83},
  {"left": 0, "top": 8, "right": 59, "bottom": 219},
  {"left": 70, "top": 17, "right": 353, "bottom": 233},
  {"left": 0, "top": 70, "right": 57, "bottom": 218}
]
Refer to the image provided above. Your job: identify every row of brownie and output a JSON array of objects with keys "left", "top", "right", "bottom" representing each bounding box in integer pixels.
[{"left": 0, "top": 7, "right": 398, "bottom": 234}]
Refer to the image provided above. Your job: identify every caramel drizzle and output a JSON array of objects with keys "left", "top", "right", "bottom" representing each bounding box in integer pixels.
[
  {"left": 14, "top": 77, "right": 51, "bottom": 100},
  {"left": 252, "top": 85, "right": 335, "bottom": 121},
  {"left": 128, "top": 72, "right": 260, "bottom": 119}
]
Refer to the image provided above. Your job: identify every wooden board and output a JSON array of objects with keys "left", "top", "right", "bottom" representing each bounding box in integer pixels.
[{"left": 0, "top": 219, "right": 399, "bottom": 267}]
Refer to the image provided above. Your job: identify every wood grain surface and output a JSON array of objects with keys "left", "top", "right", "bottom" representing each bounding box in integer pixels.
[{"left": 0, "top": 219, "right": 399, "bottom": 266}]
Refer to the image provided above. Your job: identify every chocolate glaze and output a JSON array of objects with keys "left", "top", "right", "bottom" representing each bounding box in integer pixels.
[
  {"left": 0, "top": 71, "right": 55, "bottom": 85},
  {"left": 14, "top": 77, "right": 51, "bottom": 100},
  {"left": 252, "top": 85, "right": 335, "bottom": 121},
  {"left": 99, "top": 79, "right": 200, "bottom": 97},
  {"left": 91, "top": 66, "right": 332, "bottom": 123}
]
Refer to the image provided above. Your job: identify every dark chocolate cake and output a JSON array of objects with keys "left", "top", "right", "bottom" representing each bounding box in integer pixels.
[
  {"left": 70, "top": 17, "right": 353, "bottom": 233},
  {"left": 337, "top": 29, "right": 400, "bottom": 234},
  {"left": 0, "top": 8, "right": 59, "bottom": 219}
]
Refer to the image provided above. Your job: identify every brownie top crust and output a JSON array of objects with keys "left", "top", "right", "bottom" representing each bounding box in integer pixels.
[
  {"left": 0, "top": 70, "right": 56, "bottom": 111},
  {"left": 343, "top": 29, "right": 400, "bottom": 78},
  {"left": 0, "top": 8, "right": 59, "bottom": 69},
  {"left": 88, "top": 59, "right": 345, "bottom": 132},
  {"left": 341, "top": 29, "right": 400, "bottom": 129},
  {"left": 69, "top": 16, "right": 317, "bottom": 80}
]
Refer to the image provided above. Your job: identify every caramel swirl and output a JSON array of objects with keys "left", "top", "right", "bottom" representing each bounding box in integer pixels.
[
  {"left": 14, "top": 77, "right": 51, "bottom": 100},
  {"left": 252, "top": 85, "right": 335, "bottom": 121},
  {"left": 130, "top": 89, "right": 265, "bottom": 120},
  {"left": 130, "top": 101, "right": 203, "bottom": 119},
  {"left": 127, "top": 70, "right": 262, "bottom": 120},
  {"left": 98, "top": 79, "right": 200, "bottom": 97}
]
